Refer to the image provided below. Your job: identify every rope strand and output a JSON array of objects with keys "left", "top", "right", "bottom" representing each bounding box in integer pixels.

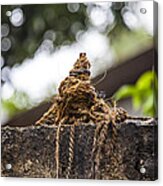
[{"left": 65, "top": 124, "right": 75, "bottom": 178}]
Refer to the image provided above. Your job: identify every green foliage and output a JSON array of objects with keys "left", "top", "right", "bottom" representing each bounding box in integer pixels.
[
  {"left": 114, "top": 71, "right": 158, "bottom": 117},
  {"left": 1, "top": 91, "right": 31, "bottom": 118},
  {"left": 1, "top": 4, "right": 87, "bottom": 67},
  {"left": 111, "top": 29, "right": 153, "bottom": 62},
  {"left": 1, "top": 83, "right": 57, "bottom": 118},
  {"left": 1, "top": 3, "right": 152, "bottom": 68}
]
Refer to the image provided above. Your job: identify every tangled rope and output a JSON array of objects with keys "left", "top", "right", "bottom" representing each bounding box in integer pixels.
[{"left": 35, "top": 53, "right": 153, "bottom": 179}]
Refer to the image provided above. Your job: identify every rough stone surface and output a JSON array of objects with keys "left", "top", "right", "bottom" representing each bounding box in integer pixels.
[{"left": 1, "top": 121, "right": 158, "bottom": 180}]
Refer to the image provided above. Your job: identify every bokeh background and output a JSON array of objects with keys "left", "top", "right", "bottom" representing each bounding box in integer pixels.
[{"left": 1, "top": 1, "right": 156, "bottom": 124}]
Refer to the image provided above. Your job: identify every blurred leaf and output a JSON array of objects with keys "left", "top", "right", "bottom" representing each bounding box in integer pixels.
[
  {"left": 132, "top": 95, "right": 141, "bottom": 110},
  {"left": 114, "top": 85, "right": 135, "bottom": 100},
  {"left": 143, "top": 93, "right": 154, "bottom": 115},
  {"left": 1, "top": 90, "right": 31, "bottom": 118},
  {"left": 136, "top": 71, "right": 153, "bottom": 91},
  {"left": 2, "top": 99, "right": 20, "bottom": 117},
  {"left": 114, "top": 71, "right": 157, "bottom": 117}
]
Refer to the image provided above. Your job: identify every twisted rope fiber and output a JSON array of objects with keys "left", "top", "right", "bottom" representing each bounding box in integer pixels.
[
  {"left": 55, "top": 121, "right": 62, "bottom": 178},
  {"left": 65, "top": 124, "right": 75, "bottom": 178}
]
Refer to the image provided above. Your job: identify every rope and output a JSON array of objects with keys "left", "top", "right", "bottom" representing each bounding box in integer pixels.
[
  {"left": 55, "top": 121, "right": 62, "bottom": 178},
  {"left": 65, "top": 124, "right": 75, "bottom": 178},
  {"left": 35, "top": 53, "right": 153, "bottom": 179}
]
